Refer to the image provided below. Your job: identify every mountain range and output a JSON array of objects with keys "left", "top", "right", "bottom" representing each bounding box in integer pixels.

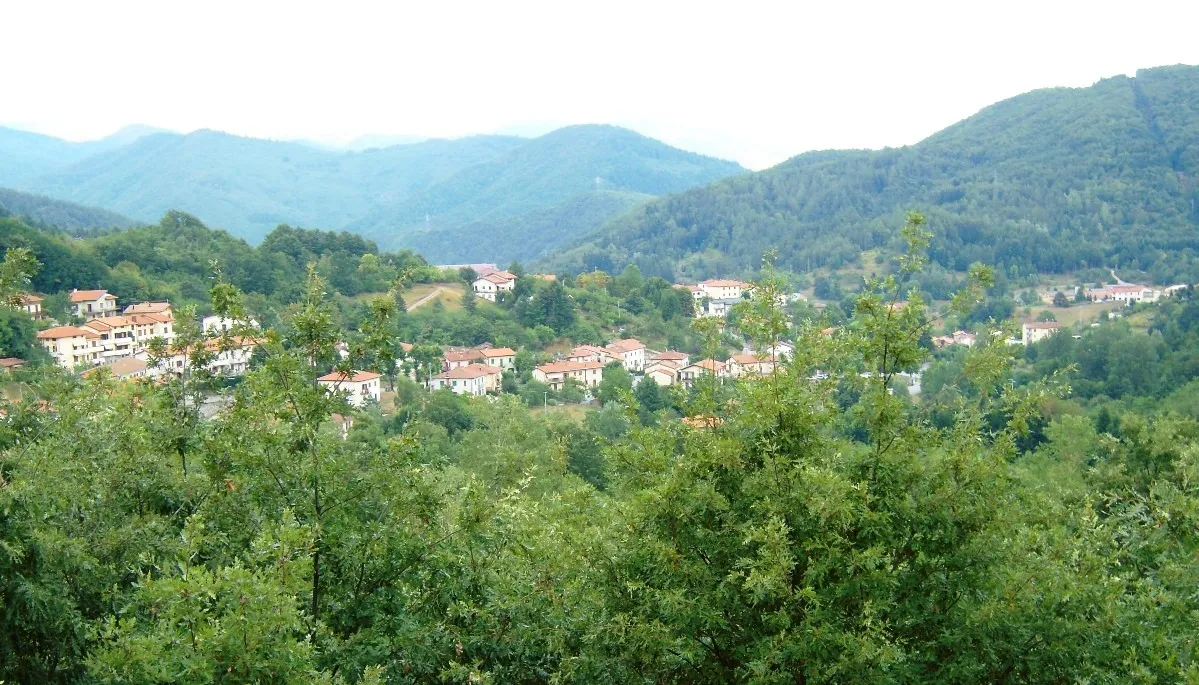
[
  {"left": 1, "top": 124, "right": 745, "bottom": 257},
  {"left": 548, "top": 65, "right": 1199, "bottom": 284}
]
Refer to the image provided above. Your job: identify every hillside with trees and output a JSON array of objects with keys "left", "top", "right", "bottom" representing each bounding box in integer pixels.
[
  {"left": 550, "top": 65, "right": 1199, "bottom": 284},
  {"left": 11, "top": 125, "right": 743, "bottom": 249},
  {"left": 1, "top": 222, "right": 1197, "bottom": 681},
  {"left": 348, "top": 125, "right": 746, "bottom": 259},
  {"left": 0, "top": 188, "right": 136, "bottom": 232}
]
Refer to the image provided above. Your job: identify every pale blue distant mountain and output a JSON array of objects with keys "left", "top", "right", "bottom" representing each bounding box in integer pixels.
[{"left": 16, "top": 124, "right": 744, "bottom": 251}]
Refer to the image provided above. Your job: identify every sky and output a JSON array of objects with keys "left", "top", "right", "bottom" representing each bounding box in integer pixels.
[{"left": 3, "top": 0, "right": 1198, "bottom": 170}]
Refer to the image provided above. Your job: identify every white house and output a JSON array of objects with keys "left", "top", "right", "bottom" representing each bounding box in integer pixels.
[
  {"left": 567, "top": 345, "right": 622, "bottom": 366},
  {"left": 651, "top": 351, "right": 690, "bottom": 368},
  {"left": 81, "top": 313, "right": 175, "bottom": 362},
  {"left": 20, "top": 294, "right": 44, "bottom": 320},
  {"left": 317, "top": 370, "right": 382, "bottom": 408},
  {"left": 480, "top": 347, "right": 517, "bottom": 371},
  {"left": 443, "top": 347, "right": 488, "bottom": 370},
  {"left": 1084, "top": 284, "right": 1160, "bottom": 304},
  {"left": 679, "top": 358, "right": 728, "bottom": 386},
  {"left": 69, "top": 289, "right": 119, "bottom": 319},
  {"left": 37, "top": 326, "right": 102, "bottom": 369},
  {"left": 727, "top": 353, "right": 777, "bottom": 378},
  {"left": 644, "top": 360, "right": 680, "bottom": 386},
  {"left": 605, "top": 338, "right": 647, "bottom": 372},
  {"left": 1022, "top": 321, "right": 1062, "bottom": 346},
  {"left": 202, "top": 315, "right": 260, "bottom": 334},
  {"left": 124, "top": 302, "right": 173, "bottom": 316},
  {"left": 533, "top": 360, "right": 604, "bottom": 390},
  {"left": 472, "top": 271, "right": 517, "bottom": 302},
  {"left": 429, "top": 363, "right": 500, "bottom": 396},
  {"left": 204, "top": 337, "right": 257, "bottom": 376},
  {"left": 696, "top": 279, "right": 750, "bottom": 301}
]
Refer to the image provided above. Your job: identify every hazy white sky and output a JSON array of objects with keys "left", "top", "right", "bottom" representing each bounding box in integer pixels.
[{"left": 3, "top": 0, "right": 1197, "bottom": 169}]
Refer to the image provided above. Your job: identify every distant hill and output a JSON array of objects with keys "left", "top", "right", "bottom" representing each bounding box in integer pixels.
[
  {"left": 0, "top": 188, "right": 137, "bottom": 233},
  {"left": 17, "top": 124, "right": 743, "bottom": 251},
  {"left": 0, "top": 127, "right": 96, "bottom": 186},
  {"left": 0, "top": 124, "right": 171, "bottom": 187},
  {"left": 548, "top": 65, "right": 1199, "bottom": 284},
  {"left": 397, "top": 189, "right": 654, "bottom": 265},
  {"left": 350, "top": 125, "right": 746, "bottom": 259},
  {"left": 25, "top": 132, "right": 526, "bottom": 243}
]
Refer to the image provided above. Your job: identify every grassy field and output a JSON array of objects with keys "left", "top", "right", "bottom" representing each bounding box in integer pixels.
[
  {"left": 349, "top": 282, "right": 466, "bottom": 311},
  {"left": 1026, "top": 301, "right": 1126, "bottom": 326},
  {"left": 529, "top": 403, "right": 594, "bottom": 421},
  {"left": 405, "top": 282, "right": 466, "bottom": 312}
]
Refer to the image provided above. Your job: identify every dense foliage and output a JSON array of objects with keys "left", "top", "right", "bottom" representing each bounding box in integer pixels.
[
  {"left": 2, "top": 222, "right": 1197, "bottom": 682},
  {"left": 550, "top": 65, "right": 1199, "bottom": 284},
  {"left": 0, "top": 188, "right": 135, "bottom": 232}
]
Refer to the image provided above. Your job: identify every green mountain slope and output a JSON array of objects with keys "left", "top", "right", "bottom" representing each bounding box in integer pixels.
[
  {"left": 348, "top": 125, "right": 746, "bottom": 257},
  {"left": 397, "top": 189, "right": 654, "bottom": 265},
  {"left": 0, "top": 127, "right": 97, "bottom": 186},
  {"left": 0, "top": 188, "right": 137, "bottom": 232},
  {"left": 550, "top": 65, "right": 1199, "bottom": 283},
  {"left": 25, "top": 132, "right": 525, "bottom": 243}
]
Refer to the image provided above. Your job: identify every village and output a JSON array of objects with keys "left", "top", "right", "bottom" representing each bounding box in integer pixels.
[{"left": 6, "top": 269, "right": 1190, "bottom": 415}]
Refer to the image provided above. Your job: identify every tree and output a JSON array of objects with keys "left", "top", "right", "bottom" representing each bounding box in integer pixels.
[
  {"left": 633, "top": 376, "right": 667, "bottom": 424},
  {"left": 596, "top": 362, "right": 633, "bottom": 406},
  {"left": 1053, "top": 290, "right": 1070, "bottom": 307}
]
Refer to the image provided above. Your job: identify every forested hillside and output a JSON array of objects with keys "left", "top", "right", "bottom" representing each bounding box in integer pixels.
[
  {"left": 24, "top": 132, "right": 526, "bottom": 243},
  {"left": 0, "top": 212, "right": 432, "bottom": 311},
  {"left": 0, "top": 188, "right": 136, "bottom": 232},
  {"left": 2, "top": 228, "right": 1198, "bottom": 681},
  {"left": 350, "top": 125, "right": 746, "bottom": 259},
  {"left": 391, "top": 189, "right": 653, "bottom": 264},
  {"left": 12, "top": 124, "right": 743, "bottom": 249},
  {"left": 551, "top": 65, "right": 1199, "bottom": 283}
]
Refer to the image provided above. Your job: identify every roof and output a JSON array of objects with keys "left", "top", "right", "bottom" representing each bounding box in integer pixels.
[
  {"left": 730, "top": 353, "right": 773, "bottom": 365},
  {"left": 0, "top": 357, "right": 25, "bottom": 368},
  {"left": 124, "top": 302, "right": 172, "bottom": 314},
  {"left": 607, "top": 338, "right": 645, "bottom": 352},
  {"left": 481, "top": 347, "right": 517, "bottom": 358},
  {"left": 436, "top": 363, "right": 501, "bottom": 380},
  {"left": 37, "top": 325, "right": 98, "bottom": 340},
  {"left": 480, "top": 271, "right": 516, "bottom": 285},
  {"left": 700, "top": 279, "right": 749, "bottom": 288},
  {"left": 20, "top": 294, "right": 43, "bottom": 303},
  {"left": 69, "top": 289, "right": 114, "bottom": 302},
  {"left": 536, "top": 360, "right": 605, "bottom": 374},
  {"left": 1024, "top": 321, "right": 1062, "bottom": 330},
  {"left": 652, "top": 351, "right": 689, "bottom": 360},
  {"left": 85, "top": 357, "right": 148, "bottom": 379},
  {"left": 688, "top": 359, "right": 726, "bottom": 372},
  {"left": 83, "top": 313, "right": 172, "bottom": 330},
  {"left": 444, "top": 348, "right": 487, "bottom": 363},
  {"left": 317, "top": 370, "right": 382, "bottom": 383},
  {"left": 646, "top": 360, "right": 680, "bottom": 371},
  {"left": 400, "top": 342, "right": 414, "bottom": 352}
]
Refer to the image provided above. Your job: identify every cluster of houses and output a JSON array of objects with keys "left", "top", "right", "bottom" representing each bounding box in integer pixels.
[
  {"left": 22, "top": 289, "right": 261, "bottom": 380},
  {"left": 678, "top": 278, "right": 753, "bottom": 318},
  {"left": 931, "top": 330, "right": 977, "bottom": 348}
]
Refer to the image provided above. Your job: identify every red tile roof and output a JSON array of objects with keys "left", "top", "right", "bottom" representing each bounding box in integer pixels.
[
  {"left": 37, "top": 325, "right": 99, "bottom": 340},
  {"left": 317, "top": 370, "right": 381, "bottom": 383},
  {"left": 69, "top": 289, "right": 114, "bottom": 302},
  {"left": 536, "top": 360, "right": 605, "bottom": 374},
  {"left": 481, "top": 347, "right": 517, "bottom": 357},
  {"left": 437, "top": 363, "right": 501, "bottom": 379}
]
